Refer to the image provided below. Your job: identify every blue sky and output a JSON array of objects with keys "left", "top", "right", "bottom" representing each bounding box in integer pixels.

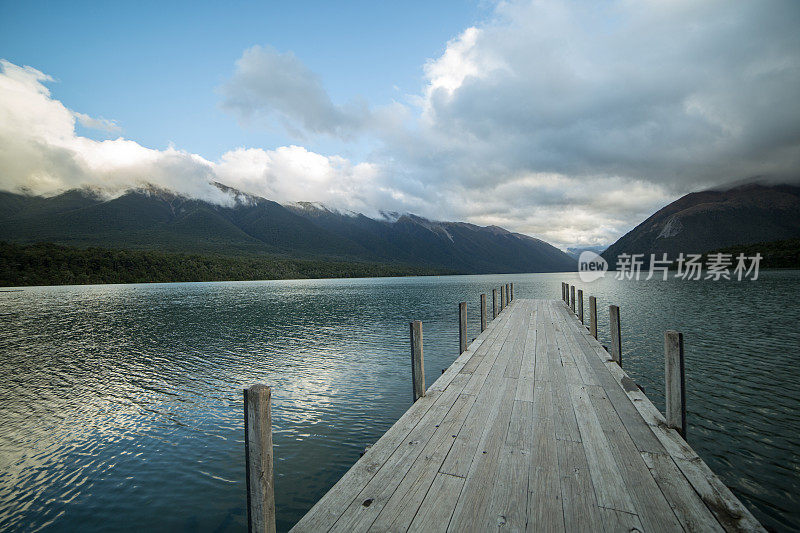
[
  {"left": 1, "top": 1, "right": 798, "bottom": 248},
  {"left": 0, "top": 0, "right": 486, "bottom": 159}
]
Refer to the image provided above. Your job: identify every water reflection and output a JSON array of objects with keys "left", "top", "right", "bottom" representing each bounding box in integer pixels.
[{"left": 0, "top": 273, "right": 798, "bottom": 531}]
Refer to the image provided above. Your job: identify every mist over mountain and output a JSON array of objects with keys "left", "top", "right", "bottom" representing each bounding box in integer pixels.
[
  {"left": 602, "top": 182, "right": 800, "bottom": 264},
  {"left": 0, "top": 186, "right": 576, "bottom": 274}
]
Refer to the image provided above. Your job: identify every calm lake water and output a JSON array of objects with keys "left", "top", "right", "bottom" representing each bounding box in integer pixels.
[{"left": 1, "top": 272, "right": 798, "bottom": 531}]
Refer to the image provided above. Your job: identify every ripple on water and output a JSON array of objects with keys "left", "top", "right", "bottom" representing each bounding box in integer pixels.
[{"left": 0, "top": 273, "right": 798, "bottom": 531}]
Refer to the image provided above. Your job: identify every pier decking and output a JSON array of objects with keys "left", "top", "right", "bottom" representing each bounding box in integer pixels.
[{"left": 290, "top": 298, "right": 762, "bottom": 532}]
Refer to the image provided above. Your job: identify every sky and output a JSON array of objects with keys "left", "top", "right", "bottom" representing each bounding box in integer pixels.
[{"left": 1, "top": 0, "right": 799, "bottom": 249}]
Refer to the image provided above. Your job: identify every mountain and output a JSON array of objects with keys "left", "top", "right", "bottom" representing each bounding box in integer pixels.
[
  {"left": 0, "top": 187, "right": 576, "bottom": 274},
  {"left": 602, "top": 182, "right": 800, "bottom": 264},
  {"left": 286, "top": 203, "right": 575, "bottom": 273}
]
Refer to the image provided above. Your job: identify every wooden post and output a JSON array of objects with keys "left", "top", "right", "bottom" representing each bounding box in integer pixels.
[
  {"left": 589, "top": 296, "right": 597, "bottom": 339},
  {"left": 459, "top": 302, "right": 467, "bottom": 354},
  {"left": 410, "top": 321, "right": 425, "bottom": 401},
  {"left": 492, "top": 289, "right": 498, "bottom": 319},
  {"left": 510, "top": 283, "right": 514, "bottom": 301},
  {"left": 577, "top": 289, "right": 584, "bottom": 324},
  {"left": 565, "top": 283, "right": 570, "bottom": 304},
  {"left": 480, "top": 294, "right": 487, "bottom": 332},
  {"left": 505, "top": 284, "right": 510, "bottom": 305},
  {"left": 609, "top": 305, "right": 622, "bottom": 366},
  {"left": 561, "top": 282, "right": 565, "bottom": 301},
  {"left": 570, "top": 286, "right": 576, "bottom": 312},
  {"left": 500, "top": 286, "right": 506, "bottom": 310},
  {"left": 665, "top": 330, "right": 687, "bottom": 438},
  {"left": 244, "top": 384, "right": 276, "bottom": 533}
]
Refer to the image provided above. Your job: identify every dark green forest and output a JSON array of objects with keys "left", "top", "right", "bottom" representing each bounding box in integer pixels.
[
  {"left": 703, "top": 238, "right": 800, "bottom": 269},
  {"left": 0, "top": 242, "right": 455, "bottom": 287}
]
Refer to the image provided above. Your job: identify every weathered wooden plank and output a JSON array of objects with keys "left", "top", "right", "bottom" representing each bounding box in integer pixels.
[
  {"left": 560, "top": 313, "right": 666, "bottom": 454},
  {"left": 447, "top": 378, "right": 518, "bottom": 532},
  {"left": 641, "top": 451, "right": 724, "bottom": 532},
  {"left": 441, "top": 372, "right": 513, "bottom": 476},
  {"left": 584, "top": 385, "right": 684, "bottom": 530},
  {"left": 484, "top": 400, "right": 533, "bottom": 531},
  {"left": 556, "top": 439, "right": 604, "bottom": 532},
  {"left": 532, "top": 380, "right": 554, "bottom": 421},
  {"left": 407, "top": 473, "right": 464, "bottom": 533},
  {"left": 368, "top": 393, "right": 477, "bottom": 531},
  {"left": 527, "top": 413, "right": 564, "bottom": 532},
  {"left": 459, "top": 306, "right": 512, "bottom": 376},
  {"left": 514, "top": 307, "right": 537, "bottom": 403},
  {"left": 329, "top": 376, "right": 472, "bottom": 532},
  {"left": 551, "top": 306, "right": 598, "bottom": 386},
  {"left": 533, "top": 305, "right": 551, "bottom": 385},
  {"left": 567, "top": 383, "right": 636, "bottom": 514},
  {"left": 599, "top": 508, "right": 644, "bottom": 533},
  {"left": 543, "top": 306, "right": 582, "bottom": 442},
  {"left": 504, "top": 302, "right": 532, "bottom": 379},
  {"left": 461, "top": 308, "right": 519, "bottom": 395}
]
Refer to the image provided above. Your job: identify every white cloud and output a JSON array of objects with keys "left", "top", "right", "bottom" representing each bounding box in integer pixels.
[
  {"left": 0, "top": 59, "right": 400, "bottom": 214},
  {"left": 73, "top": 112, "right": 121, "bottom": 133}
]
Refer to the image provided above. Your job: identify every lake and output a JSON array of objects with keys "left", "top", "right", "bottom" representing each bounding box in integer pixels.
[{"left": 1, "top": 272, "right": 798, "bottom": 531}]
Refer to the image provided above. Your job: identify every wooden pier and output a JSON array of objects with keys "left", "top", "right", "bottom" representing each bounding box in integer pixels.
[{"left": 263, "top": 293, "right": 763, "bottom": 532}]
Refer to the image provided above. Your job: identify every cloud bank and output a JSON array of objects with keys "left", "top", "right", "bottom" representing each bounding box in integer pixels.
[
  {"left": 2, "top": 0, "right": 799, "bottom": 248},
  {"left": 0, "top": 59, "right": 411, "bottom": 217}
]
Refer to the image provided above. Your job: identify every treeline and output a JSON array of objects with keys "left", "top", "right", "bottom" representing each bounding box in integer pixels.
[
  {"left": 0, "top": 242, "right": 455, "bottom": 287},
  {"left": 704, "top": 238, "right": 800, "bottom": 269}
]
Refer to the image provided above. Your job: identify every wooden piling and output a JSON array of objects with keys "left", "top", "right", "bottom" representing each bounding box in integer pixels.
[
  {"left": 244, "top": 384, "right": 276, "bottom": 533},
  {"left": 500, "top": 286, "right": 506, "bottom": 310},
  {"left": 564, "top": 283, "right": 569, "bottom": 304},
  {"left": 492, "top": 289, "right": 498, "bottom": 319},
  {"left": 459, "top": 302, "right": 467, "bottom": 354},
  {"left": 505, "top": 284, "right": 510, "bottom": 305},
  {"left": 570, "top": 286, "right": 576, "bottom": 313},
  {"left": 665, "top": 330, "right": 687, "bottom": 438},
  {"left": 609, "top": 305, "right": 622, "bottom": 366},
  {"left": 561, "top": 282, "right": 566, "bottom": 302},
  {"left": 577, "top": 289, "right": 584, "bottom": 324},
  {"left": 410, "top": 321, "right": 425, "bottom": 401},
  {"left": 480, "top": 294, "right": 487, "bottom": 332},
  {"left": 510, "top": 283, "right": 514, "bottom": 301},
  {"left": 589, "top": 296, "right": 597, "bottom": 339}
]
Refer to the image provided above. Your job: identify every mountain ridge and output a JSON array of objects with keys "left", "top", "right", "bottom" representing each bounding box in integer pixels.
[{"left": 0, "top": 186, "right": 577, "bottom": 274}]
